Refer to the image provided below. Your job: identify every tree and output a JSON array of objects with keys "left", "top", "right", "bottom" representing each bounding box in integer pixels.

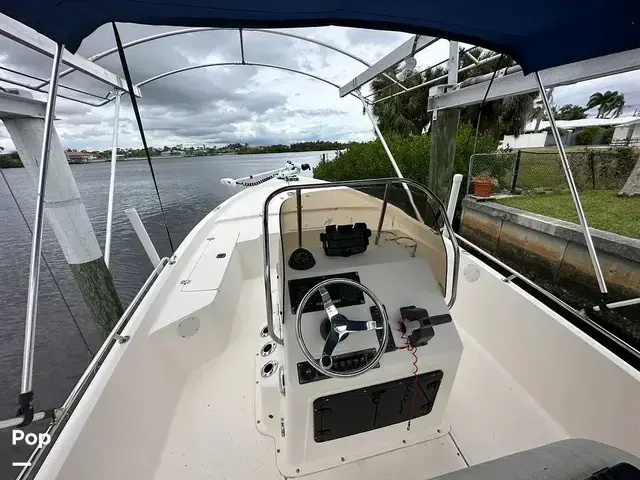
[
  {"left": 587, "top": 91, "right": 626, "bottom": 118},
  {"left": 371, "top": 47, "right": 535, "bottom": 139},
  {"left": 371, "top": 63, "right": 443, "bottom": 136},
  {"left": 577, "top": 126, "right": 603, "bottom": 145},
  {"left": 555, "top": 104, "right": 588, "bottom": 120}
]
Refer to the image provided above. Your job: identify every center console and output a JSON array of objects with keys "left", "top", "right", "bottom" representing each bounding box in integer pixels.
[{"left": 263, "top": 238, "right": 463, "bottom": 477}]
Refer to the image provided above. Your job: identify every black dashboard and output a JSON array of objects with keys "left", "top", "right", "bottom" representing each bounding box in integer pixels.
[{"left": 288, "top": 271, "right": 365, "bottom": 314}]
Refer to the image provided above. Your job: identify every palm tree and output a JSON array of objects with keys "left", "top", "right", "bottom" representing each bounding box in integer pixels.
[
  {"left": 371, "top": 63, "right": 445, "bottom": 136},
  {"left": 370, "top": 47, "right": 535, "bottom": 139},
  {"left": 587, "top": 91, "right": 626, "bottom": 118},
  {"left": 607, "top": 93, "right": 625, "bottom": 118}
]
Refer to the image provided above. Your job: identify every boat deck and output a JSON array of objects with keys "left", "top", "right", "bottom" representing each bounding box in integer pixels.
[{"left": 154, "top": 277, "right": 566, "bottom": 480}]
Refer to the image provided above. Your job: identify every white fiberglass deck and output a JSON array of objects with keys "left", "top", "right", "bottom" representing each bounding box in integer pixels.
[
  {"left": 36, "top": 178, "right": 640, "bottom": 480},
  {"left": 155, "top": 277, "right": 564, "bottom": 479}
]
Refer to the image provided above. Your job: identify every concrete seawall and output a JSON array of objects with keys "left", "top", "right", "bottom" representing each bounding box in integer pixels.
[{"left": 460, "top": 198, "right": 640, "bottom": 319}]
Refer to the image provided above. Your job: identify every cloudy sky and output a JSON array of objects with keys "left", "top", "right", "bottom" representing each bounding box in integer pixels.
[{"left": 1, "top": 23, "right": 639, "bottom": 151}]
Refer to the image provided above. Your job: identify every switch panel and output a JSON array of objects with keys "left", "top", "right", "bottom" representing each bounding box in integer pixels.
[{"left": 297, "top": 348, "right": 378, "bottom": 384}]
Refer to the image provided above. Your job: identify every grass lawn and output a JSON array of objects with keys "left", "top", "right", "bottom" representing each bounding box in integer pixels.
[{"left": 496, "top": 190, "right": 640, "bottom": 239}]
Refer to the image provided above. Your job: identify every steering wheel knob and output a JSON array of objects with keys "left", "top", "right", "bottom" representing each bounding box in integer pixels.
[{"left": 320, "top": 355, "right": 333, "bottom": 369}]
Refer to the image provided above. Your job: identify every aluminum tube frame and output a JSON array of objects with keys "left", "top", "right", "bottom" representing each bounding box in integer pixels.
[
  {"left": 239, "top": 29, "right": 246, "bottom": 64},
  {"left": 593, "top": 297, "right": 640, "bottom": 312},
  {"left": 363, "top": 45, "right": 478, "bottom": 101},
  {"left": 0, "top": 411, "right": 51, "bottom": 431},
  {"left": 21, "top": 43, "right": 64, "bottom": 394},
  {"left": 0, "top": 13, "right": 140, "bottom": 97},
  {"left": 38, "top": 27, "right": 407, "bottom": 95},
  {"left": 373, "top": 54, "right": 502, "bottom": 105},
  {"left": 104, "top": 91, "right": 121, "bottom": 268},
  {"left": 263, "top": 178, "right": 460, "bottom": 345},
  {"left": 374, "top": 181, "right": 391, "bottom": 245},
  {"left": 15, "top": 258, "right": 169, "bottom": 480},
  {"left": 447, "top": 174, "right": 463, "bottom": 222},
  {"left": 126, "top": 208, "right": 162, "bottom": 267},
  {"left": 356, "top": 90, "right": 424, "bottom": 223},
  {"left": 296, "top": 189, "right": 302, "bottom": 248},
  {"left": 135, "top": 62, "right": 357, "bottom": 98},
  {"left": 448, "top": 41, "right": 459, "bottom": 84},
  {"left": 429, "top": 48, "right": 640, "bottom": 112},
  {"left": 534, "top": 73, "right": 607, "bottom": 294},
  {"left": 0, "top": 74, "right": 105, "bottom": 107},
  {"left": 0, "top": 65, "right": 107, "bottom": 100},
  {"left": 339, "top": 34, "right": 439, "bottom": 97}
]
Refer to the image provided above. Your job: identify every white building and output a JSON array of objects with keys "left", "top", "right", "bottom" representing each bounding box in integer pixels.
[
  {"left": 160, "top": 149, "right": 185, "bottom": 157},
  {"left": 500, "top": 116, "right": 640, "bottom": 149}
]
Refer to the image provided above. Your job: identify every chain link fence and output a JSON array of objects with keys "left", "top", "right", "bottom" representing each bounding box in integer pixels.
[{"left": 467, "top": 149, "right": 637, "bottom": 195}]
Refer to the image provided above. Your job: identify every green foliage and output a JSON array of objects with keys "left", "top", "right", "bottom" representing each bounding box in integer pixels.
[
  {"left": 497, "top": 190, "right": 640, "bottom": 239},
  {"left": 601, "top": 127, "right": 615, "bottom": 144},
  {"left": 555, "top": 104, "right": 588, "bottom": 120},
  {"left": 578, "top": 126, "right": 603, "bottom": 145},
  {"left": 587, "top": 91, "right": 626, "bottom": 118},
  {"left": 0, "top": 151, "right": 22, "bottom": 168},
  {"left": 512, "top": 147, "right": 638, "bottom": 191},
  {"left": 313, "top": 125, "right": 498, "bottom": 185}
]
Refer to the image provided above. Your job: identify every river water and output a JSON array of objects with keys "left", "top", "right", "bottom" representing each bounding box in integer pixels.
[{"left": 0, "top": 151, "right": 329, "bottom": 472}]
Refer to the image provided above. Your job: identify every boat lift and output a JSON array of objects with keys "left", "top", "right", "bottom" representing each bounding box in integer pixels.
[{"left": 1, "top": 13, "right": 640, "bottom": 478}]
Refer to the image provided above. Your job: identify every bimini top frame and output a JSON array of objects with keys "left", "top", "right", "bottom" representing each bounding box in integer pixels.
[
  {"left": 261, "top": 178, "right": 461, "bottom": 346},
  {"left": 0, "top": 24, "right": 411, "bottom": 107}
]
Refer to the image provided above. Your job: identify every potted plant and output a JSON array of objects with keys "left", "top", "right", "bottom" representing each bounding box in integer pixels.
[{"left": 472, "top": 175, "right": 497, "bottom": 198}]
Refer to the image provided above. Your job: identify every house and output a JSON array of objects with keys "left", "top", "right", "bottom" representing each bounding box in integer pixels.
[
  {"left": 160, "top": 149, "right": 185, "bottom": 157},
  {"left": 524, "top": 116, "right": 640, "bottom": 147},
  {"left": 500, "top": 116, "right": 640, "bottom": 149},
  {"left": 65, "top": 151, "right": 90, "bottom": 164},
  {"left": 611, "top": 118, "right": 640, "bottom": 146}
]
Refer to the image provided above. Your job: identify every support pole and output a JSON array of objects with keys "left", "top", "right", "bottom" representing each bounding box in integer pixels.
[
  {"left": 356, "top": 90, "right": 424, "bottom": 222},
  {"left": 534, "top": 73, "right": 608, "bottom": 295},
  {"left": 428, "top": 41, "right": 460, "bottom": 203},
  {"left": 126, "top": 208, "right": 161, "bottom": 267},
  {"left": 104, "top": 90, "right": 121, "bottom": 268},
  {"left": 296, "top": 189, "right": 302, "bottom": 248},
  {"left": 19, "top": 44, "right": 64, "bottom": 415},
  {"left": 447, "top": 174, "right": 463, "bottom": 222},
  {"left": 3, "top": 98, "right": 124, "bottom": 342}
]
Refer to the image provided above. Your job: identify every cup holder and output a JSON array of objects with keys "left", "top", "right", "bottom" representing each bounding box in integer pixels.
[
  {"left": 261, "top": 341, "right": 276, "bottom": 357},
  {"left": 261, "top": 360, "right": 278, "bottom": 378},
  {"left": 260, "top": 325, "right": 269, "bottom": 338}
]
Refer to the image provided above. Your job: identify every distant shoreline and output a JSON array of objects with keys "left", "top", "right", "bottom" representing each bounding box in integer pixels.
[{"left": 0, "top": 150, "right": 335, "bottom": 168}]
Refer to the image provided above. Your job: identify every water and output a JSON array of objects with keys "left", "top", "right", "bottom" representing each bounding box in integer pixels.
[{"left": 0, "top": 151, "right": 329, "bottom": 472}]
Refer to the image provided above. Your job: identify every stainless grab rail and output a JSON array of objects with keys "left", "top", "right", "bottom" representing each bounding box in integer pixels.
[
  {"left": 263, "top": 178, "right": 460, "bottom": 346},
  {"left": 15, "top": 257, "right": 169, "bottom": 480},
  {"left": 455, "top": 234, "right": 640, "bottom": 360}
]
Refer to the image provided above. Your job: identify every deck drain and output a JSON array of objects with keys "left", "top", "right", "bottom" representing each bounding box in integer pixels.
[
  {"left": 261, "top": 360, "right": 278, "bottom": 378},
  {"left": 261, "top": 341, "right": 276, "bottom": 356},
  {"left": 260, "top": 325, "right": 269, "bottom": 338}
]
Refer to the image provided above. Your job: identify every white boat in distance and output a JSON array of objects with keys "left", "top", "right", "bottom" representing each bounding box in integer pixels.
[{"left": 1, "top": 2, "right": 640, "bottom": 479}]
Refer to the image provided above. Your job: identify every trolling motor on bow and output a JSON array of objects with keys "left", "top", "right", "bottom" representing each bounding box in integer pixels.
[{"left": 220, "top": 160, "right": 310, "bottom": 187}]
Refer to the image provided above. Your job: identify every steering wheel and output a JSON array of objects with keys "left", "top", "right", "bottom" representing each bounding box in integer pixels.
[{"left": 295, "top": 278, "right": 389, "bottom": 378}]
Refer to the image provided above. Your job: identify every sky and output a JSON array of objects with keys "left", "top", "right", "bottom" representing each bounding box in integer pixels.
[{"left": 0, "top": 23, "right": 639, "bottom": 151}]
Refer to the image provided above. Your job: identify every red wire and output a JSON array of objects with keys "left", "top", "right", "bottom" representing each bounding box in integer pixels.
[{"left": 398, "top": 326, "right": 419, "bottom": 431}]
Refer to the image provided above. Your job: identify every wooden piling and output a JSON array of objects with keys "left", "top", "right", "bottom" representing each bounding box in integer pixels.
[{"left": 3, "top": 117, "right": 124, "bottom": 338}]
